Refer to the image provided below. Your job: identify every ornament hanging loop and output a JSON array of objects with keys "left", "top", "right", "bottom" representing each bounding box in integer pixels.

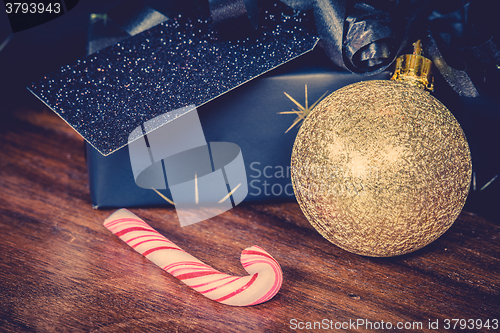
[{"left": 391, "top": 40, "right": 434, "bottom": 91}]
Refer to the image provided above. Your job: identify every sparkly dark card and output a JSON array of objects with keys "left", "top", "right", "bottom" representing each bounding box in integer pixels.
[{"left": 29, "top": 12, "right": 318, "bottom": 155}]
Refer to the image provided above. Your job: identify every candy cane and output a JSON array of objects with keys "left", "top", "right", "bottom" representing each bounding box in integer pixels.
[{"left": 104, "top": 209, "right": 283, "bottom": 306}]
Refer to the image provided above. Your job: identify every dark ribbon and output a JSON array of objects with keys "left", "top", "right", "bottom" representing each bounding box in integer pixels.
[
  {"left": 424, "top": 34, "right": 479, "bottom": 98},
  {"left": 208, "top": 0, "right": 258, "bottom": 38},
  {"left": 107, "top": 0, "right": 499, "bottom": 95},
  {"left": 426, "top": 0, "right": 499, "bottom": 97},
  {"left": 314, "top": 0, "right": 398, "bottom": 74}
]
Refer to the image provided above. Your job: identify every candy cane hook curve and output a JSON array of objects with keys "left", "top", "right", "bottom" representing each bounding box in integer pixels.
[{"left": 104, "top": 209, "right": 283, "bottom": 306}]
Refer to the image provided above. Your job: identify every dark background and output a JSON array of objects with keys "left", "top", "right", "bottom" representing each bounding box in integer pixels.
[{"left": 0, "top": 0, "right": 125, "bottom": 112}]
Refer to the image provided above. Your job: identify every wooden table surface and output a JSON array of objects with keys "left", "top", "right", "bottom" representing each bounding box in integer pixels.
[{"left": 1, "top": 106, "right": 499, "bottom": 332}]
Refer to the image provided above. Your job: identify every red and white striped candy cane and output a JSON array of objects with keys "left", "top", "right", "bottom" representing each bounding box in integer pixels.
[{"left": 104, "top": 209, "right": 283, "bottom": 306}]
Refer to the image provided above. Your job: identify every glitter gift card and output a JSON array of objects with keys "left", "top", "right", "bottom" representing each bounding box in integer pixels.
[{"left": 29, "top": 10, "right": 319, "bottom": 155}]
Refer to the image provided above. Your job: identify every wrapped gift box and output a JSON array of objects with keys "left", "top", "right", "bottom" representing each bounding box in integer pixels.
[{"left": 30, "top": 1, "right": 392, "bottom": 208}]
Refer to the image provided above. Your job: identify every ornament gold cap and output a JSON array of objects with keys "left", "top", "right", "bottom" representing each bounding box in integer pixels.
[{"left": 391, "top": 40, "right": 434, "bottom": 91}]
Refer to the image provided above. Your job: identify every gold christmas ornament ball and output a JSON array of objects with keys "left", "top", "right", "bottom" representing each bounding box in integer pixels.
[{"left": 291, "top": 80, "right": 472, "bottom": 257}]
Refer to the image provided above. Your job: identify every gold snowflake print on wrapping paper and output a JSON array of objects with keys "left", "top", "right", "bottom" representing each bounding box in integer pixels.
[{"left": 279, "top": 85, "right": 329, "bottom": 133}]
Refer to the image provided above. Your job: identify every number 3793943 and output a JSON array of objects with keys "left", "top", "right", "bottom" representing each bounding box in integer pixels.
[
  {"left": 5, "top": 2, "right": 61, "bottom": 14},
  {"left": 443, "top": 318, "right": 498, "bottom": 330}
]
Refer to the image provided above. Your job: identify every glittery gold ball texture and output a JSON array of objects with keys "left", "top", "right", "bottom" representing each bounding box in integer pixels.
[{"left": 291, "top": 80, "right": 472, "bottom": 257}]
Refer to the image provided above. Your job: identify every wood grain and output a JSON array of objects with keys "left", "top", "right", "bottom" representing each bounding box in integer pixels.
[{"left": 0, "top": 108, "right": 499, "bottom": 332}]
